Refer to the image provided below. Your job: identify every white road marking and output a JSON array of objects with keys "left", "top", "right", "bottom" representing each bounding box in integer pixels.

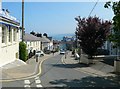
[
  {"left": 24, "top": 80, "right": 30, "bottom": 84},
  {"left": 24, "top": 85, "right": 31, "bottom": 87},
  {"left": 35, "top": 79, "right": 41, "bottom": 84},
  {"left": 35, "top": 76, "right": 39, "bottom": 80},
  {"left": 24, "top": 78, "right": 43, "bottom": 88},
  {"left": 36, "top": 84, "right": 43, "bottom": 87}
]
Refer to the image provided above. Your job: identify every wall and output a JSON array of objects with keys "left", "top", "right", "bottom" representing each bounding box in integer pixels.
[
  {"left": 0, "top": 25, "right": 19, "bottom": 67},
  {"left": 26, "top": 41, "right": 41, "bottom": 54}
]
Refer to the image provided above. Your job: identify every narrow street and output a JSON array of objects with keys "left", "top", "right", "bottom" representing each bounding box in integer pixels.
[
  {"left": 2, "top": 54, "right": 120, "bottom": 88},
  {"left": 2, "top": 54, "right": 90, "bottom": 87},
  {"left": 39, "top": 54, "right": 91, "bottom": 87}
]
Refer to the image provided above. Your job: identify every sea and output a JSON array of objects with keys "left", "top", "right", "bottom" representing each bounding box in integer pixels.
[
  {"left": 50, "top": 33, "right": 75, "bottom": 50},
  {"left": 50, "top": 33, "right": 75, "bottom": 41}
]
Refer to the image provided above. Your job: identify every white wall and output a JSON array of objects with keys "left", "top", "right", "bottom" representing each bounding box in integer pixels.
[
  {"left": 26, "top": 41, "right": 41, "bottom": 54},
  {"left": 0, "top": 25, "right": 1, "bottom": 66},
  {"left": 48, "top": 42, "right": 53, "bottom": 51},
  {"left": 0, "top": 25, "right": 19, "bottom": 67}
]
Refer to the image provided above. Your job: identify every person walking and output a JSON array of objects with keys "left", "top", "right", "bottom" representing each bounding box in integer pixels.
[
  {"left": 65, "top": 50, "right": 67, "bottom": 59},
  {"left": 52, "top": 48, "right": 55, "bottom": 56}
]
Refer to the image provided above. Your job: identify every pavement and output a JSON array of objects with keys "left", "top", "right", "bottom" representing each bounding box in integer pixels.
[
  {"left": 62, "top": 51, "right": 116, "bottom": 77},
  {"left": 0, "top": 52, "right": 59, "bottom": 81}
]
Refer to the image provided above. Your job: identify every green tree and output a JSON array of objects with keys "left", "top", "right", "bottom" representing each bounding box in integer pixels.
[
  {"left": 43, "top": 33, "right": 48, "bottom": 37},
  {"left": 104, "top": 1, "right": 120, "bottom": 48},
  {"left": 30, "top": 31, "right": 36, "bottom": 36},
  {"left": 19, "top": 42, "right": 28, "bottom": 62}
]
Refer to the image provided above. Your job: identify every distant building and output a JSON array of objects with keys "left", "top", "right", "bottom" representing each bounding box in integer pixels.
[
  {"left": 40, "top": 36, "right": 53, "bottom": 51},
  {"left": 46, "top": 36, "right": 53, "bottom": 51},
  {"left": 24, "top": 33, "right": 53, "bottom": 55},
  {"left": 62, "top": 36, "right": 75, "bottom": 50},
  {"left": 0, "top": 8, "right": 20, "bottom": 67}
]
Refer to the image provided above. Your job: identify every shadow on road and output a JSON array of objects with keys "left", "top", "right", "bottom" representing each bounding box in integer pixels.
[
  {"left": 52, "top": 63, "right": 89, "bottom": 69},
  {"left": 49, "top": 75, "right": 120, "bottom": 87}
]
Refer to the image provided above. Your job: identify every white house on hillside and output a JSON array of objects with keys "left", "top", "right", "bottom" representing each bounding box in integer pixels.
[
  {"left": 40, "top": 36, "right": 53, "bottom": 51},
  {"left": 47, "top": 37, "right": 53, "bottom": 51},
  {"left": 24, "top": 34, "right": 54, "bottom": 56},
  {"left": 0, "top": 9, "right": 20, "bottom": 67},
  {"left": 23, "top": 33, "right": 41, "bottom": 54}
]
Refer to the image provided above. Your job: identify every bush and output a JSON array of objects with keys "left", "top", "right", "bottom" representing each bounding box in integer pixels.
[
  {"left": 19, "top": 42, "right": 28, "bottom": 62},
  {"left": 55, "top": 47, "right": 59, "bottom": 52}
]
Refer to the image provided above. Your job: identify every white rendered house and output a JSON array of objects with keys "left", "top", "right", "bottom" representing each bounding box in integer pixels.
[
  {"left": 0, "top": 9, "right": 20, "bottom": 67},
  {"left": 23, "top": 33, "right": 41, "bottom": 54}
]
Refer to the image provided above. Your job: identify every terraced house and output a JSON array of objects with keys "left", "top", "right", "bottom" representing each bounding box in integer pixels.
[
  {"left": 23, "top": 33, "right": 41, "bottom": 55},
  {"left": 0, "top": 5, "right": 20, "bottom": 67}
]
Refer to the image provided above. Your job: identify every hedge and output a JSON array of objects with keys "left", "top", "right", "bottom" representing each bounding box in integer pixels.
[{"left": 19, "top": 42, "right": 28, "bottom": 62}]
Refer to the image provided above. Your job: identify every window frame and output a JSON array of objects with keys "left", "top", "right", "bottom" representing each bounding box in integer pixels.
[{"left": 2, "top": 25, "right": 7, "bottom": 44}]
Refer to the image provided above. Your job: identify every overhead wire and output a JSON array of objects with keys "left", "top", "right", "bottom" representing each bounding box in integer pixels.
[{"left": 88, "top": 0, "right": 99, "bottom": 17}]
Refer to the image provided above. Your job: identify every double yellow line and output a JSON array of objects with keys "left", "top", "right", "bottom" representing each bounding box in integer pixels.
[{"left": 0, "top": 55, "right": 50, "bottom": 82}]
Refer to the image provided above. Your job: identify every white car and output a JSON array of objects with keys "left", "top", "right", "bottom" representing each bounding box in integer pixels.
[
  {"left": 35, "top": 51, "right": 44, "bottom": 57},
  {"left": 60, "top": 50, "right": 65, "bottom": 54}
]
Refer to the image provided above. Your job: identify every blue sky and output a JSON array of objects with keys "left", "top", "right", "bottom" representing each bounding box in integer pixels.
[{"left": 2, "top": 2, "right": 114, "bottom": 35}]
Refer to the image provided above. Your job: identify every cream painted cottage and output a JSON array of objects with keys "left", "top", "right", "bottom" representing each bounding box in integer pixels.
[{"left": 0, "top": 7, "right": 20, "bottom": 67}]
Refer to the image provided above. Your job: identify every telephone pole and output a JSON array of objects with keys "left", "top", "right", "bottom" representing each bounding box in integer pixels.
[{"left": 22, "top": 0, "right": 24, "bottom": 42}]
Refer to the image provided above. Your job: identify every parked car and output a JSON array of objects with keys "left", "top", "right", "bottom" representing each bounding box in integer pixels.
[
  {"left": 35, "top": 50, "right": 44, "bottom": 57},
  {"left": 60, "top": 50, "right": 65, "bottom": 54},
  {"left": 44, "top": 50, "right": 51, "bottom": 54}
]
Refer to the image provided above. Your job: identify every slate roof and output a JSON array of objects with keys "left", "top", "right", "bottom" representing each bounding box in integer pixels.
[
  {"left": 40, "top": 36, "right": 50, "bottom": 43},
  {"left": 47, "top": 37, "right": 52, "bottom": 41},
  {"left": 0, "top": 10, "right": 19, "bottom": 23},
  {"left": 24, "top": 33, "right": 50, "bottom": 43},
  {"left": 23, "top": 33, "right": 40, "bottom": 41}
]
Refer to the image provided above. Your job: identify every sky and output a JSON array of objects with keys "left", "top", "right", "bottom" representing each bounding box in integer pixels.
[{"left": 2, "top": 1, "right": 114, "bottom": 35}]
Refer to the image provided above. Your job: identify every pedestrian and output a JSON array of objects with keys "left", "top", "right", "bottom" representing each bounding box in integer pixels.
[
  {"left": 36, "top": 54, "right": 39, "bottom": 62},
  {"left": 65, "top": 51, "right": 67, "bottom": 59},
  {"left": 53, "top": 51, "right": 54, "bottom": 55}
]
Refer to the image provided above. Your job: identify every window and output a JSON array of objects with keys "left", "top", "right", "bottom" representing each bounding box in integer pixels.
[
  {"left": 2, "top": 26, "right": 6, "bottom": 43},
  {"left": 30, "top": 42, "right": 31, "bottom": 46},
  {"left": 13, "top": 29, "right": 16, "bottom": 41},
  {"left": 8, "top": 27, "right": 12, "bottom": 42}
]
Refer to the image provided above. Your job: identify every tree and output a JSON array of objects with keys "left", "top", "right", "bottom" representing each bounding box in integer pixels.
[
  {"left": 75, "top": 16, "right": 111, "bottom": 58},
  {"left": 36, "top": 33, "right": 42, "bottom": 37},
  {"left": 43, "top": 33, "right": 48, "bottom": 37},
  {"left": 30, "top": 31, "right": 36, "bottom": 36},
  {"left": 104, "top": 1, "right": 120, "bottom": 51},
  {"left": 19, "top": 42, "right": 28, "bottom": 62}
]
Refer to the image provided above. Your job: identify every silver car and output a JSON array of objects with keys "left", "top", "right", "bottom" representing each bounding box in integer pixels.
[
  {"left": 35, "top": 51, "right": 44, "bottom": 57},
  {"left": 60, "top": 50, "right": 65, "bottom": 54}
]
